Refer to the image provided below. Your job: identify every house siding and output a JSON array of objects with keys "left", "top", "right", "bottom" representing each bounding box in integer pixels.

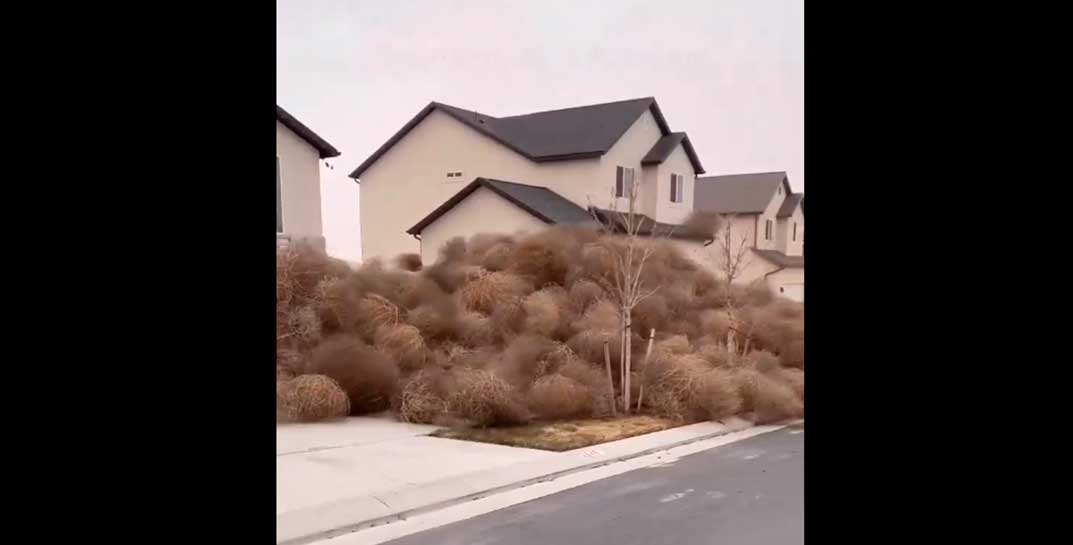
[
  {"left": 418, "top": 186, "right": 550, "bottom": 264},
  {"left": 276, "top": 121, "right": 324, "bottom": 245},
  {"left": 358, "top": 108, "right": 675, "bottom": 261},
  {"left": 654, "top": 144, "right": 697, "bottom": 225}
]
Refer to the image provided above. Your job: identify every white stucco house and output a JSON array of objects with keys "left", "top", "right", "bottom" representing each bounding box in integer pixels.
[
  {"left": 347, "top": 97, "right": 803, "bottom": 300},
  {"left": 277, "top": 105, "right": 340, "bottom": 251},
  {"left": 685, "top": 172, "right": 804, "bottom": 302}
]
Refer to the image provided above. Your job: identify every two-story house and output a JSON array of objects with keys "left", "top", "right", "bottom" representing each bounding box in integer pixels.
[
  {"left": 348, "top": 97, "right": 705, "bottom": 263},
  {"left": 686, "top": 171, "right": 805, "bottom": 302},
  {"left": 277, "top": 105, "right": 340, "bottom": 251},
  {"left": 348, "top": 98, "right": 803, "bottom": 301}
]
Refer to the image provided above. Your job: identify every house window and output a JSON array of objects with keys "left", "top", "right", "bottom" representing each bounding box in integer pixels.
[
  {"left": 446, "top": 171, "right": 463, "bottom": 181},
  {"left": 615, "top": 166, "right": 635, "bottom": 198},
  {"left": 276, "top": 156, "right": 283, "bottom": 233},
  {"left": 793, "top": 222, "right": 797, "bottom": 241},
  {"left": 765, "top": 219, "right": 773, "bottom": 240},
  {"left": 670, "top": 174, "right": 684, "bottom": 203}
]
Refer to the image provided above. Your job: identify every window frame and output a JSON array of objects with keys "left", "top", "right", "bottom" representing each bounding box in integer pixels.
[
  {"left": 616, "top": 166, "right": 635, "bottom": 198},
  {"left": 670, "top": 174, "right": 685, "bottom": 203}
]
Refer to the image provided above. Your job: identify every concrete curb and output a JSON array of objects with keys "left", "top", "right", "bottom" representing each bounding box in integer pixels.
[{"left": 278, "top": 417, "right": 792, "bottom": 545}]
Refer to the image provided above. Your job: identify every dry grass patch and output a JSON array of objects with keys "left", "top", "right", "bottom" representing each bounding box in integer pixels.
[{"left": 430, "top": 415, "right": 679, "bottom": 451}]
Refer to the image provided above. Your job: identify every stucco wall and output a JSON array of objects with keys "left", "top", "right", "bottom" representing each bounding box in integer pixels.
[
  {"left": 418, "top": 186, "right": 550, "bottom": 264},
  {"left": 766, "top": 267, "right": 805, "bottom": 302},
  {"left": 754, "top": 190, "right": 784, "bottom": 252},
  {"left": 601, "top": 110, "right": 664, "bottom": 215},
  {"left": 357, "top": 107, "right": 690, "bottom": 261},
  {"left": 785, "top": 203, "right": 804, "bottom": 256},
  {"left": 775, "top": 198, "right": 804, "bottom": 256},
  {"left": 654, "top": 144, "right": 697, "bottom": 225},
  {"left": 671, "top": 237, "right": 779, "bottom": 287},
  {"left": 277, "top": 121, "right": 324, "bottom": 241},
  {"left": 360, "top": 109, "right": 601, "bottom": 260}
]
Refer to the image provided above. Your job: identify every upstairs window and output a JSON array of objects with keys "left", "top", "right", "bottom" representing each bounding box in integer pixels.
[
  {"left": 446, "top": 171, "right": 463, "bottom": 181},
  {"left": 793, "top": 222, "right": 797, "bottom": 241},
  {"left": 615, "top": 166, "right": 635, "bottom": 198},
  {"left": 670, "top": 174, "right": 685, "bottom": 203},
  {"left": 765, "top": 219, "right": 773, "bottom": 240}
]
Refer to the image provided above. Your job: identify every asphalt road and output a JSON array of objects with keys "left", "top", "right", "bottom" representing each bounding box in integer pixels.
[{"left": 383, "top": 424, "right": 804, "bottom": 545}]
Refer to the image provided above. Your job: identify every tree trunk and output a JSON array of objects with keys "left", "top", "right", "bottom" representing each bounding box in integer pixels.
[
  {"left": 620, "top": 308, "right": 627, "bottom": 411},
  {"left": 623, "top": 315, "right": 632, "bottom": 414},
  {"left": 603, "top": 341, "right": 617, "bottom": 417},
  {"left": 637, "top": 328, "right": 655, "bottom": 412}
]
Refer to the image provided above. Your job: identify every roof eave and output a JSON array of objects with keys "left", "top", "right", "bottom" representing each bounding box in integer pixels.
[
  {"left": 407, "top": 177, "right": 567, "bottom": 235},
  {"left": 350, "top": 102, "right": 438, "bottom": 180},
  {"left": 276, "top": 106, "right": 341, "bottom": 159}
]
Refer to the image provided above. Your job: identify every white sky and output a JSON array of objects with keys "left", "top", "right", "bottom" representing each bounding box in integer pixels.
[{"left": 277, "top": 0, "right": 803, "bottom": 262}]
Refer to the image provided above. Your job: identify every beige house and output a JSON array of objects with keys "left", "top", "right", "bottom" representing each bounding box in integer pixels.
[
  {"left": 277, "top": 106, "right": 340, "bottom": 251},
  {"left": 686, "top": 172, "right": 805, "bottom": 302},
  {"left": 348, "top": 97, "right": 705, "bottom": 263},
  {"left": 348, "top": 98, "right": 803, "bottom": 301}
]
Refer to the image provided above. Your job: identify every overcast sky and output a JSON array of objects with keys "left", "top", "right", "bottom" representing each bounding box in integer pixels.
[{"left": 277, "top": 0, "right": 803, "bottom": 262}]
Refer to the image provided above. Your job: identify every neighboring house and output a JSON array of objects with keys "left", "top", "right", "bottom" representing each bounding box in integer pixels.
[
  {"left": 683, "top": 172, "right": 805, "bottom": 302},
  {"left": 349, "top": 97, "right": 705, "bottom": 262},
  {"left": 277, "top": 105, "right": 340, "bottom": 251}
]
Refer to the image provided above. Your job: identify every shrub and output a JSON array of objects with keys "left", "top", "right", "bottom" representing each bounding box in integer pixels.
[
  {"left": 277, "top": 374, "right": 351, "bottom": 422},
  {"left": 396, "top": 369, "right": 449, "bottom": 424},
  {"left": 446, "top": 368, "right": 530, "bottom": 427},
  {"left": 523, "top": 289, "right": 564, "bottom": 338},
  {"left": 460, "top": 271, "right": 531, "bottom": 314},
  {"left": 276, "top": 226, "right": 804, "bottom": 427},
  {"left": 567, "top": 279, "right": 605, "bottom": 314},
  {"left": 307, "top": 335, "right": 399, "bottom": 414},
  {"left": 771, "top": 367, "right": 804, "bottom": 401},
  {"left": 507, "top": 232, "right": 573, "bottom": 287},
  {"left": 394, "top": 253, "right": 423, "bottom": 272},
  {"left": 735, "top": 368, "right": 803, "bottom": 424},
  {"left": 374, "top": 323, "right": 429, "bottom": 372},
  {"left": 276, "top": 347, "right": 305, "bottom": 380},
  {"left": 526, "top": 374, "right": 593, "bottom": 419}
]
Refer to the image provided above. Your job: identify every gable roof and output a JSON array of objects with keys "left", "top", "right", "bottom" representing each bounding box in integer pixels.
[
  {"left": 276, "top": 105, "right": 341, "bottom": 159},
  {"left": 777, "top": 193, "right": 804, "bottom": 218},
  {"left": 694, "top": 172, "right": 791, "bottom": 215},
  {"left": 752, "top": 248, "right": 804, "bottom": 268},
  {"left": 350, "top": 97, "right": 705, "bottom": 178},
  {"left": 407, "top": 178, "right": 596, "bottom": 235},
  {"left": 641, "top": 132, "right": 705, "bottom": 172}
]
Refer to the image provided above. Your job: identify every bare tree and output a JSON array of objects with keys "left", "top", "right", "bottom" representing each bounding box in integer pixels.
[
  {"left": 710, "top": 214, "right": 753, "bottom": 355},
  {"left": 588, "top": 172, "right": 669, "bottom": 414}
]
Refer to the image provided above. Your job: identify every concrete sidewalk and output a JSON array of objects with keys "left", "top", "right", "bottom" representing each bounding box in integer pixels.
[
  {"left": 277, "top": 415, "right": 760, "bottom": 545},
  {"left": 278, "top": 414, "right": 553, "bottom": 516}
]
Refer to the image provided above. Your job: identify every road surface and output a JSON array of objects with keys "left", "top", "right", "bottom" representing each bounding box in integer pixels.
[{"left": 383, "top": 424, "right": 804, "bottom": 545}]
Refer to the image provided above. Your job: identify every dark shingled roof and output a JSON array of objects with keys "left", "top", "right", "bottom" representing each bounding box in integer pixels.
[
  {"left": 777, "top": 193, "right": 804, "bottom": 218},
  {"left": 752, "top": 248, "right": 804, "bottom": 268},
  {"left": 406, "top": 178, "right": 597, "bottom": 235},
  {"left": 589, "top": 208, "right": 712, "bottom": 242},
  {"left": 694, "top": 172, "right": 791, "bottom": 214},
  {"left": 276, "top": 105, "right": 341, "bottom": 159},
  {"left": 641, "top": 132, "right": 704, "bottom": 172},
  {"left": 350, "top": 97, "right": 705, "bottom": 178}
]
